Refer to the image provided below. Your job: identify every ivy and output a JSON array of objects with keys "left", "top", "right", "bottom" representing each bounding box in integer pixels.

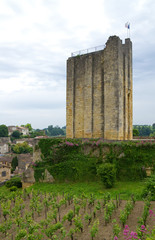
[{"left": 34, "top": 139, "right": 155, "bottom": 182}]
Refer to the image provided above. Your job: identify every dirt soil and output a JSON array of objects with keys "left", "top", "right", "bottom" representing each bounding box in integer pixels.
[{"left": 0, "top": 194, "right": 154, "bottom": 240}]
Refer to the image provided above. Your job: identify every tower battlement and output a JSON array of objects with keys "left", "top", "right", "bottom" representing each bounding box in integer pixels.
[{"left": 66, "top": 36, "right": 133, "bottom": 140}]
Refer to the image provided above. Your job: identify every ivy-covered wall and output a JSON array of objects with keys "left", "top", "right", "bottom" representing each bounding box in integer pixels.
[{"left": 33, "top": 139, "right": 155, "bottom": 182}]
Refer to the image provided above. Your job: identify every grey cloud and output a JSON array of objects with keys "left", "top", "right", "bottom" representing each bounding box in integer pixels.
[
  {"left": 0, "top": 42, "right": 66, "bottom": 87},
  {"left": 0, "top": 0, "right": 155, "bottom": 128},
  {"left": 0, "top": 89, "right": 66, "bottom": 111}
]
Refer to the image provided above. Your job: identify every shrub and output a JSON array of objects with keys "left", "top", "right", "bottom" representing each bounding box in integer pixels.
[
  {"left": 142, "top": 174, "right": 155, "bottom": 200},
  {"left": 5, "top": 177, "right": 22, "bottom": 189},
  {"left": 12, "top": 142, "right": 33, "bottom": 154},
  {"left": 11, "top": 130, "right": 21, "bottom": 139},
  {"left": 97, "top": 163, "right": 116, "bottom": 188},
  {"left": 9, "top": 186, "right": 18, "bottom": 192}
]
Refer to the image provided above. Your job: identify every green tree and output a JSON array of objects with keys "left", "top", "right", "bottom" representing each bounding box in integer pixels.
[
  {"left": 133, "top": 125, "right": 153, "bottom": 136},
  {"left": 46, "top": 125, "right": 65, "bottom": 136},
  {"left": 12, "top": 142, "right": 33, "bottom": 154},
  {"left": 150, "top": 132, "right": 155, "bottom": 137},
  {"left": 133, "top": 128, "right": 139, "bottom": 136},
  {"left": 11, "top": 156, "right": 18, "bottom": 172},
  {"left": 21, "top": 123, "right": 32, "bottom": 131},
  {"left": 0, "top": 125, "right": 8, "bottom": 137},
  {"left": 30, "top": 129, "right": 45, "bottom": 138},
  {"left": 11, "top": 130, "right": 21, "bottom": 139},
  {"left": 25, "top": 123, "right": 32, "bottom": 131}
]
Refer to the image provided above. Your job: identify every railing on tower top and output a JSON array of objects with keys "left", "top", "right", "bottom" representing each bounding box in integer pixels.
[{"left": 71, "top": 44, "right": 105, "bottom": 57}]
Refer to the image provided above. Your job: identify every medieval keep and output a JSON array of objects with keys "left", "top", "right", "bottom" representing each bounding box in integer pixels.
[{"left": 66, "top": 36, "right": 132, "bottom": 140}]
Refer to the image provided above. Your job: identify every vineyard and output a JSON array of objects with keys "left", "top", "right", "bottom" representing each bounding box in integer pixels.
[{"left": 0, "top": 189, "right": 154, "bottom": 240}]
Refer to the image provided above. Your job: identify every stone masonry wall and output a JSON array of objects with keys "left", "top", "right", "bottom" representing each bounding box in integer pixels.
[{"left": 66, "top": 36, "right": 132, "bottom": 140}]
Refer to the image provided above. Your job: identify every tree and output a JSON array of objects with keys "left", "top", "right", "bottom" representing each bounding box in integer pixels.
[
  {"left": 30, "top": 129, "right": 45, "bottom": 138},
  {"left": 0, "top": 125, "right": 8, "bottom": 137},
  {"left": 11, "top": 156, "right": 18, "bottom": 172},
  {"left": 46, "top": 125, "right": 65, "bottom": 136},
  {"left": 133, "top": 129, "right": 139, "bottom": 136},
  {"left": 133, "top": 125, "right": 153, "bottom": 137},
  {"left": 11, "top": 130, "right": 21, "bottom": 139},
  {"left": 12, "top": 142, "right": 33, "bottom": 154},
  {"left": 21, "top": 123, "right": 32, "bottom": 131},
  {"left": 25, "top": 123, "right": 32, "bottom": 131},
  {"left": 152, "top": 123, "right": 155, "bottom": 130}
]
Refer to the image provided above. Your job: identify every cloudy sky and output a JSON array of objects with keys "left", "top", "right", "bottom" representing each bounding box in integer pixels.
[{"left": 0, "top": 0, "right": 154, "bottom": 129}]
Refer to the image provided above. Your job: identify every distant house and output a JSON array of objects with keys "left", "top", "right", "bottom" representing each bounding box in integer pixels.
[
  {"left": 0, "top": 155, "right": 12, "bottom": 182},
  {"left": 0, "top": 137, "right": 10, "bottom": 154},
  {"left": 18, "top": 126, "right": 29, "bottom": 136},
  {"left": 8, "top": 126, "right": 29, "bottom": 136}
]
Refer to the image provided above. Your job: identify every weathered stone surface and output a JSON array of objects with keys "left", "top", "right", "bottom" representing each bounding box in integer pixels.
[
  {"left": 66, "top": 36, "right": 133, "bottom": 140},
  {"left": 40, "top": 169, "right": 55, "bottom": 183},
  {"left": 33, "top": 148, "right": 42, "bottom": 162},
  {"left": 22, "top": 166, "right": 35, "bottom": 184}
]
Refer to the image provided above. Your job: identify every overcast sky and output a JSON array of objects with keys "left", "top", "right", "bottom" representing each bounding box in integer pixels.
[{"left": 0, "top": 0, "right": 154, "bottom": 129}]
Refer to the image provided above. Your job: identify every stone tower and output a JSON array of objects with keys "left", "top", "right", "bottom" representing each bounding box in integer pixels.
[{"left": 66, "top": 36, "right": 132, "bottom": 140}]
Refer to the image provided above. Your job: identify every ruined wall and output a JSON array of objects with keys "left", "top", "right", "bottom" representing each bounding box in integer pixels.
[
  {"left": 0, "top": 166, "right": 11, "bottom": 182},
  {"left": 66, "top": 36, "right": 132, "bottom": 140}
]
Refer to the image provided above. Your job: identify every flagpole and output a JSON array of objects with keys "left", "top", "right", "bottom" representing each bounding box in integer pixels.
[{"left": 125, "top": 22, "right": 130, "bottom": 38}]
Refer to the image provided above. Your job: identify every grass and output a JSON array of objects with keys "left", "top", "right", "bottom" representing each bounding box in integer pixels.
[
  {"left": 0, "top": 180, "right": 145, "bottom": 200},
  {"left": 0, "top": 185, "right": 22, "bottom": 199},
  {"left": 30, "top": 180, "right": 145, "bottom": 200}
]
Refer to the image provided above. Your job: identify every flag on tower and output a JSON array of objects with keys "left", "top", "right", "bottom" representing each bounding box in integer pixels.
[{"left": 125, "top": 22, "right": 130, "bottom": 29}]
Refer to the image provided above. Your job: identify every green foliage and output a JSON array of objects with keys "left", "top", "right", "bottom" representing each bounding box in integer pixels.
[
  {"left": 21, "top": 123, "right": 32, "bottom": 131},
  {"left": 5, "top": 177, "right": 22, "bottom": 188},
  {"left": 63, "top": 210, "right": 74, "bottom": 225},
  {"left": 67, "top": 228, "right": 75, "bottom": 240},
  {"left": 73, "top": 216, "right": 83, "bottom": 232},
  {"left": 38, "top": 138, "right": 63, "bottom": 158},
  {"left": 15, "top": 229, "right": 27, "bottom": 240},
  {"left": 142, "top": 175, "right": 155, "bottom": 200},
  {"left": 90, "top": 219, "right": 99, "bottom": 240},
  {"left": 146, "top": 227, "right": 155, "bottom": 240},
  {"left": 97, "top": 163, "right": 116, "bottom": 188},
  {"left": 9, "top": 186, "right": 18, "bottom": 192},
  {"left": 35, "top": 139, "right": 97, "bottom": 182},
  {"left": 11, "top": 130, "right": 21, "bottom": 139},
  {"left": 45, "top": 125, "right": 65, "bottom": 136},
  {"left": 112, "top": 219, "right": 121, "bottom": 239},
  {"left": 0, "top": 219, "right": 12, "bottom": 237},
  {"left": 30, "top": 129, "right": 45, "bottom": 138},
  {"left": 133, "top": 125, "right": 154, "bottom": 136},
  {"left": 11, "top": 156, "right": 18, "bottom": 172},
  {"left": 111, "top": 144, "right": 154, "bottom": 181},
  {"left": 150, "top": 131, "right": 155, "bottom": 137},
  {"left": 0, "top": 124, "right": 8, "bottom": 137},
  {"left": 133, "top": 128, "right": 139, "bottom": 136},
  {"left": 84, "top": 213, "right": 92, "bottom": 225},
  {"left": 119, "top": 210, "right": 127, "bottom": 227},
  {"left": 12, "top": 142, "right": 33, "bottom": 154},
  {"left": 119, "top": 200, "right": 134, "bottom": 227},
  {"left": 45, "top": 222, "right": 62, "bottom": 238},
  {"left": 35, "top": 138, "right": 155, "bottom": 183}
]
